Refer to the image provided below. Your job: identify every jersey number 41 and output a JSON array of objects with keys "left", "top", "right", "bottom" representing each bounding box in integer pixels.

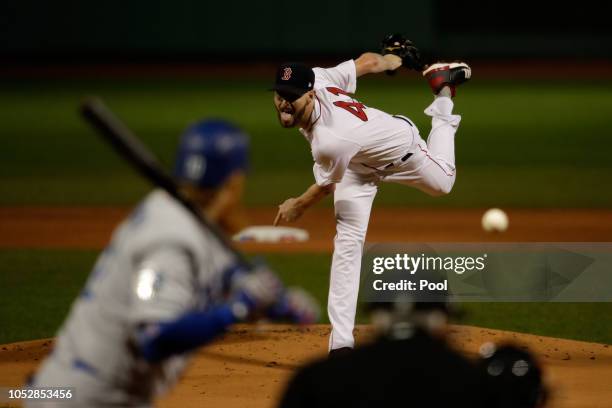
[{"left": 326, "top": 87, "right": 368, "bottom": 122}]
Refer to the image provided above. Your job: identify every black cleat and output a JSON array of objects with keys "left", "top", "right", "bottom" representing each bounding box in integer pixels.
[{"left": 328, "top": 347, "right": 353, "bottom": 358}]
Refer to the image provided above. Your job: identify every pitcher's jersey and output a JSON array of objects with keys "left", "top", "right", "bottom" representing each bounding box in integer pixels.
[
  {"left": 37, "top": 190, "right": 236, "bottom": 404},
  {"left": 299, "top": 60, "right": 419, "bottom": 186}
]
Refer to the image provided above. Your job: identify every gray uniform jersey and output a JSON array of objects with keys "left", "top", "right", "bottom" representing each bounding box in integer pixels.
[{"left": 30, "top": 190, "right": 236, "bottom": 407}]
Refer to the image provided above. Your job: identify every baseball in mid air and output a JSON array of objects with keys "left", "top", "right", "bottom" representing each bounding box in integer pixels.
[{"left": 481, "top": 208, "right": 509, "bottom": 232}]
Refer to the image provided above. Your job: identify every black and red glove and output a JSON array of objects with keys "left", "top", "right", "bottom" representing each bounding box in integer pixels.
[{"left": 381, "top": 34, "right": 425, "bottom": 72}]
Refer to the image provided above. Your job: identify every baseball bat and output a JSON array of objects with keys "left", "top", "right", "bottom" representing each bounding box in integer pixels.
[{"left": 79, "top": 97, "right": 252, "bottom": 268}]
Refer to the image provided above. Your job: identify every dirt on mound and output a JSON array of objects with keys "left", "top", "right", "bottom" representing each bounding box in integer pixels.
[
  {"left": 1, "top": 207, "right": 611, "bottom": 406},
  {"left": 0, "top": 325, "right": 610, "bottom": 408}
]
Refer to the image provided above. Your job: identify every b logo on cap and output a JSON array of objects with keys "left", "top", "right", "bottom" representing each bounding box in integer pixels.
[{"left": 281, "top": 68, "right": 292, "bottom": 81}]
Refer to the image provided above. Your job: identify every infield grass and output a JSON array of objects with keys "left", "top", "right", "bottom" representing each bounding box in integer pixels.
[
  {"left": 1, "top": 78, "right": 611, "bottom": 207},
  {"left": 1, "top": 250, "right": 610, "bottom": 345}
]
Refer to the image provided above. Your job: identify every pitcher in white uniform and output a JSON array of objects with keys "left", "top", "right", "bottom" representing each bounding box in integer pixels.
[
  {"left": 28, "top": 120, "right": 319, "bottom": 407},
  {"left": 271, "top": 52, "right": 471, "bottom": 354}
]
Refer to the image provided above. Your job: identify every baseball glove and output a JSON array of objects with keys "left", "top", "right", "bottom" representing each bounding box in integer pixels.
[{"left": 381, "top": 34, "right": 425, "bottom": 72}]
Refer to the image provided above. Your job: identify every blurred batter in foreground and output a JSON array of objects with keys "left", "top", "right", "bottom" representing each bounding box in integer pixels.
[{"left": 28, "top": 120, "right": 318, "bottom": 407}]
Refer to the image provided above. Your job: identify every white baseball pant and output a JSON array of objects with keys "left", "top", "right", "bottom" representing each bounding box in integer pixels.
[{"left": 328, "top": 96, "right": 460, "bottom": 350}]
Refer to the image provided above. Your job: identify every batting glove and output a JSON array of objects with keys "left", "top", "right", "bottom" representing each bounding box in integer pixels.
[
  {"left": 230, "top": 265, "right": 284, "bottom": 320},
  {"left": 268, "top": 287, "right": 320, "bottom": 324}
]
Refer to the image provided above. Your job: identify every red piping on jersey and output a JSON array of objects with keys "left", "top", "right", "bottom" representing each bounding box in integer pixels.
[
  {"left": 418, "top": 144, "right": 455, "bottom": 177},
  {"left": 310, "top": 95, "right": 322, "bottom": 128}
]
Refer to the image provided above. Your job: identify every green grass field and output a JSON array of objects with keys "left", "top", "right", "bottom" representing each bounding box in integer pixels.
[
  {"left": 1, "top": 77, "right": 611, "bottom": 207},
  {"left": 1, "top": 77, "right": 611, "bottom": 346},
  {"left": 1, "top": 250, "right": 610, "bottom": 345}
]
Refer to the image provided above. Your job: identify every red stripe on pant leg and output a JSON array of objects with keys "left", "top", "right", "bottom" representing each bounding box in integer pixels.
[{"left": 418, "top": 144, "right": 455, "bottom": 177}]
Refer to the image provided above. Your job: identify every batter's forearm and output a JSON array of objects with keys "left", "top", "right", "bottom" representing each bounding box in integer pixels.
[{"left": 137, "top": 306, "right": 238, "bottom": 363}]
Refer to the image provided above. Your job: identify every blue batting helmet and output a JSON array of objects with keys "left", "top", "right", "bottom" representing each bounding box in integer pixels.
[{"left": 173, "top": 119, "right": 249, "bottom": 188}]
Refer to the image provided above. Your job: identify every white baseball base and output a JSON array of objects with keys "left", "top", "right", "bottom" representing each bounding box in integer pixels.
[{"left": 233, "top": 226, "right": 309, "bottom": 243}]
